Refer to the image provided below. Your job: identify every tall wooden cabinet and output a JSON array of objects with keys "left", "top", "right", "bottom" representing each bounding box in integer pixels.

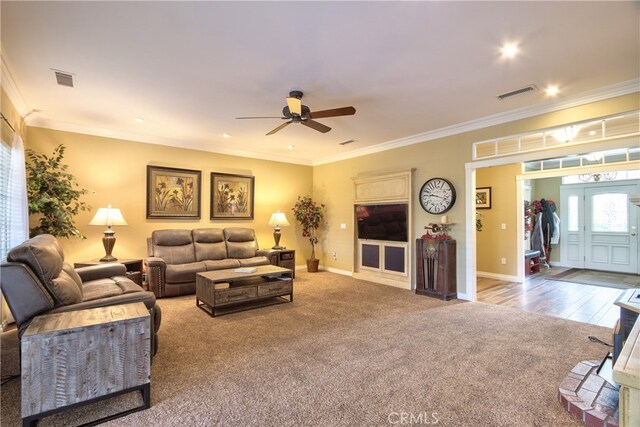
[{"left": 416, "top": 238, "right": 457, "bottom": 300}]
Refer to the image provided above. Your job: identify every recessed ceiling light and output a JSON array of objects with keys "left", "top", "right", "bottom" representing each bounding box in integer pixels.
[
  {"left": 133, "top": 117, "right": 144, "bottom": 123},
  {"left": 223, "top": 133, "right": 232, "bottom": 138},
  {"left": 589, "top": 130, "right": 596, "bottom": 136},
  {"left": 545, "top": 85, "right": 559, "bottom": 96},
  {"left": 287, "top": 144, "right": 295, "bottom": 149},
  {"left": 500, "top": 42, "right": 519, "bottom": 59}
]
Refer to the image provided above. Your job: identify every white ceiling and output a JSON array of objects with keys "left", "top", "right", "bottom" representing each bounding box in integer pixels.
[{"left": 2, "top": 1, "right": 639, "bottom": 165}]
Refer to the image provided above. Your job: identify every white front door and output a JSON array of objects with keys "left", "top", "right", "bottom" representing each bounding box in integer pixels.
[{"left": 585, "top": 184, "right": 638, "bottom": 273}]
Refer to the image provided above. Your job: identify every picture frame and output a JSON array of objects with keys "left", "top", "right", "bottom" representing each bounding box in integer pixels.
[
  {"left": 146, "top": 166, "right": 202, "bottom": 219},
  {"left": 210, "top": 172, "right": 255, "bottom": 220},
  {"left": 476, "top": 187, "right": 492, "bottom": 209}
]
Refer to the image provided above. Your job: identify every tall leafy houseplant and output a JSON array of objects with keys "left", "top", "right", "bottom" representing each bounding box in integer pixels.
[
  {"left": 26, "top": 144, "right": 90, "bottom": 238},
  {"left": 292, "top": 196, "right": 325, "bottom": 272}
]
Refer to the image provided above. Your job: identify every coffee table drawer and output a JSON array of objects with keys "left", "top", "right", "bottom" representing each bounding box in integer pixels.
[
  {"left": 258, "top": 280, "right": 292, "bottom": 297},
  {"left": 215, "top": 286, "right": 257, "bottom": 304}
]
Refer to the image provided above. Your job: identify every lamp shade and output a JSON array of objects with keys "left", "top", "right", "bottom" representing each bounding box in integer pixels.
[
  {"left": 268, "top": 211, "right": 290, "bottom": 227},
  {"left": 89, "top": 205, "right": 128, "bottom": 227}
]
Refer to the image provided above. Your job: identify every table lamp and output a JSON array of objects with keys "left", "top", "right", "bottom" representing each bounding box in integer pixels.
[
  {"left": 268, "top": 211, "right": 290, "bottom": 250},
  {"left": 89, "top": 205, "right": 128, "bottom": 261}
]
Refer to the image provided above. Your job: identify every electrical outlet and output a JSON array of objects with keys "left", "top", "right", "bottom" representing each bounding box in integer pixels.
[
  {"left": 501, "top": 223, "right": 507, "bottom": 230},
  {"left": 501, "top": 258, "right": 507, "bottom": 265},
  {"left": 340, "top": 223, "right": 347, "bottom": 229},
  {"left": 332, "top": 252, "right": 337, "bottom": 260}
]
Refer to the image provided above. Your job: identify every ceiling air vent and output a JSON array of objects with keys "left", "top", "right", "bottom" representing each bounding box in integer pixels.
[
  {"left": 496, "top": 84, "right": 538, "bottom": 101},
  {"left": 54, "top": 70, "right": 74, "bottom": 87},
  {"left": 339, "top": 139, "right": 356, "bottom": 146}
]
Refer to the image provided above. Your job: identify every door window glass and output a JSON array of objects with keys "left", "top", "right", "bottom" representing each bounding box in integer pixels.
[
  {"left": 568, "top": 195, "right": 579, "bottom": 232},
  {"left": 591, "top": 193, "right": 628, "bottom": 232}
]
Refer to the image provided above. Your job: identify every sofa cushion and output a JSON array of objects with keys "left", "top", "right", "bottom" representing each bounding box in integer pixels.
[
  {"left": 204, "top": 259, "right": 240, "bottom": 271},
  {"left": 193, "top": 228, "right": 227, "bottom": 261},
  {"left": 152, "top": 229, "right": 196, "bottom": 264},
  {"left": 224, "top": 227, "right": 259, "bottom": 259},
  {"left": 82, "top": 275, "right": 142, "bottom": 302},
  {"left": 165, "top": 262, "right": 206, "bottom": 283},
  {"left": 50, "top": 267, "right": 83, "bottom": 305},
  {"left": 238, "top": 256, "right": 271, "bottom": 267},
  {"left": 82, "top": 279, "right": 124, "bottom": 301},
  {"left": 152, "top": 229, "right": 193, "bottom": 246},
  {"left": 7, "top": 234, "right": 64, "bottom": 287},
  {"left": 62, "top": 262, "right": 83, "bottom": 293}
]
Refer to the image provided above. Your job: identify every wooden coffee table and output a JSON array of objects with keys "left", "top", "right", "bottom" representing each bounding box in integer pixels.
[{"left": 195, "top": 265, "right": 294, "bottom": 317}]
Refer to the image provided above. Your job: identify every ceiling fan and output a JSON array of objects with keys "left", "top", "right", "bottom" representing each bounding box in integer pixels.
[{"left": 236, "top": 90, "right": 356, "bottom": 136}]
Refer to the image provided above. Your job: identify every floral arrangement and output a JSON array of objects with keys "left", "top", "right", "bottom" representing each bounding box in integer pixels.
[{"left": 421, "top": 224, "right": 451, "bottom": 240}]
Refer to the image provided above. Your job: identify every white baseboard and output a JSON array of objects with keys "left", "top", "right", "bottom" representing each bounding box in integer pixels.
[
  {"left": 457, "top": 292, "right": 473, "bottom": 301},
  {"left": 352, "top": 272, "right": 412, "bottom": 290},
  {"left": 320, "top": 266, "right": 352, "bottom": 276},
  {"left": 476, "top": 271, "right": 520, "bottom": 283}
]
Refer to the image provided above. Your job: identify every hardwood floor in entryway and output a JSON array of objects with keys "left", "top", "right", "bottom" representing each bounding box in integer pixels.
[{"left": 477, "top": 268, "right": 622, "bottom": 328}]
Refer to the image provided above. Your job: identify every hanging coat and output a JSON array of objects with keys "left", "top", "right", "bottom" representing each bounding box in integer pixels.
[{"left": 531, "top": 212, "right": 546, "bottom": 258}]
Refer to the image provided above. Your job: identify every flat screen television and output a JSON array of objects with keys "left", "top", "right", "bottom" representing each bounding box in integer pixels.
[{"left": 355, "top": 203, "right": 408, "bottom": 242}]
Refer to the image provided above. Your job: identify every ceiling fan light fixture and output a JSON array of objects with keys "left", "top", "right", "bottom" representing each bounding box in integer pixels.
[{"left": 239, "top": 90, "right": 356, "bottom": 135}]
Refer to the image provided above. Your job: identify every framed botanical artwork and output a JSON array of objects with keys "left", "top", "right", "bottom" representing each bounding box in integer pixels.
[
  {"left": 476, "top": 187, "right": 492, "bottom": 209},
  {"left": 147, "top": 166, "right": 202, "bottom": 219},
  {"left": 210, "top": 172, "right": 255, "bottom": 220}
]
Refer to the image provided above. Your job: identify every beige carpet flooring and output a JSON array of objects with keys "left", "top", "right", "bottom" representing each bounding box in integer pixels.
[
  {"left": 550, "top": 268, "right": 640, "bottom": 289},
  {"left": 0, "top": 271, "right": 614, "bottom": 426}
]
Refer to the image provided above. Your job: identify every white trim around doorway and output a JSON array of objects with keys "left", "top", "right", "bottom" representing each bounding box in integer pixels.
[{"left": 465, "top": 135, "right": 640, "bottom": 302}]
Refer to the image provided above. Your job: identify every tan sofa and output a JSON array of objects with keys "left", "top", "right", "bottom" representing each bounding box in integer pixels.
[{"left": 144, "top": 227, "right": 275, "bottom": 298}]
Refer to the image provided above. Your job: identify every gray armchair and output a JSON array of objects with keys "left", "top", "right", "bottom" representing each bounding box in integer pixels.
[{"left": 1, "top": 235, "right": 161, "bottom": 356}]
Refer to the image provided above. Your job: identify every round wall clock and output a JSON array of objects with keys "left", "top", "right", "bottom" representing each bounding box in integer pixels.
[{"left": 419, "top": 178, "right": 456, "bottom": 214}]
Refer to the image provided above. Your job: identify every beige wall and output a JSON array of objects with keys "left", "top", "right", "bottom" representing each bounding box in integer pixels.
[
  {"left": 8, "top": 92, "right": 640, "bottom": 301},
  {"left": 475, "top": 164, "right": 521, "bottom": 276},
  {"left": 313, "top": 93, "right": 639, "bottom": 296},
  {"left": 25, "top": 127, "right": 313, "bottom": 265}
]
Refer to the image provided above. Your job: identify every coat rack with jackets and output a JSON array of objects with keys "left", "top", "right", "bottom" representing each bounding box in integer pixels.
[{"left": 527, "top": 199, "right": 560, "bottom": 268}]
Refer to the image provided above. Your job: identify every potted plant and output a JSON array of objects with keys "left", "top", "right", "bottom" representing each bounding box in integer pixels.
[
  {"left": 26, "top": 144, "right": 90, "bottom": 238},
  {"left": 292, "top": 195, "right": 325, "bottom": 272}
]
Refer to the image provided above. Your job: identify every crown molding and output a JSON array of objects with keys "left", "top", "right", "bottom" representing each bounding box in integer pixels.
[
  {"left": 312, "top": 79, "right": 640, "bottom": 166},
  {"left": 17, "top": 77, "right": 640, "bottom": 168},
  {"left": 27, "top": 117, "right": 313, "bottom": 166},
  {"left": 1, "top": 54, "right": 29, "bottom": 116}
]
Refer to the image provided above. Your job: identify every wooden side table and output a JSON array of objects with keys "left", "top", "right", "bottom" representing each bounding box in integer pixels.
[
  {"left": 74, "top": 258, "right": 144, "bottom": 286},
  {"left": 21, "top": 303, "right": 151, "bottom": 426},
  {"left": 267, "top": 249, "right": 296, "bottom": 278}
]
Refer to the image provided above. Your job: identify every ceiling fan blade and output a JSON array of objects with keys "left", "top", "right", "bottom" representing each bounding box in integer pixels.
[
  {"left": 236, "top": 116, "right": 287, "bottom": 119},
  {"left": 286, "top": 97, "right": 302, "bottom": 115},
  {"left": 310, "top": 106, "right": 356, "bottom": 119},
  {"left": 266, "top": 121, "right": 292, "bottom": 136},
  {"left": 302, "top": 119, "right": 331, "bottom": 133}
]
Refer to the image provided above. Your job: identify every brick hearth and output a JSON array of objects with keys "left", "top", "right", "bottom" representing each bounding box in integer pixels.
[{"left": 558, "top": 360, "right": 619, "bottom": 427}]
